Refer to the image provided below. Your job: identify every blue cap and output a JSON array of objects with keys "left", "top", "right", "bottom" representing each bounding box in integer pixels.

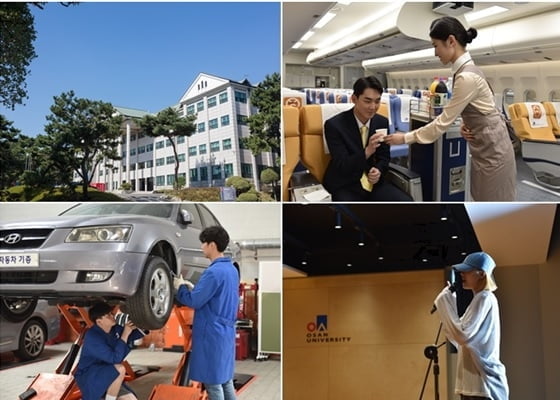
[{"left": 453, "top": 251, "right": 495, "bottom": 274}]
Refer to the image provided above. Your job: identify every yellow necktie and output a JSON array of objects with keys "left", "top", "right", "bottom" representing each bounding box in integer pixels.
[{"left": 360, "top": 125, "right": 373, "bottom": 192}]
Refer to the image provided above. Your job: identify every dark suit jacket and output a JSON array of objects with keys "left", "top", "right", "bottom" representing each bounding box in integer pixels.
[{"left": 323, "top": 108, "right": 391, "bottom": 194}]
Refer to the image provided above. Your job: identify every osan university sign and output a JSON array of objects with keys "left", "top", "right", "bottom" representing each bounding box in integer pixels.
[{"left": 305, "top": 314, "right": 351, "bottom": 344}]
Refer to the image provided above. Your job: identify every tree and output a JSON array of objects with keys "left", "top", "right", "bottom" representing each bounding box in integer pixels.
[
  {"left": 0, "top": 3, "right": 76, "bottom": 109},
  {"left": 139, "top": 107, "right": 196, "bottom": 190},
  {"left": 0, "top": 3, "right": 37, "bottom": 109},
  {"left": 44, "top": 91, "right": 123, "bottom": 199},
  {"left": 0, "top": 115, "right": 23, "bottom": 188},
  {"left": 260, "top": 167, "right": 279, "bottom": 200},
  {"left": 243, "top": 73, "right": 281, "bottom": 165}
]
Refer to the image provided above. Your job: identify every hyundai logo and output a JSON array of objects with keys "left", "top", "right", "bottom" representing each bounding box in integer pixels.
[{"left": 4, "top": 233, "right": 22, "bottom": 245}]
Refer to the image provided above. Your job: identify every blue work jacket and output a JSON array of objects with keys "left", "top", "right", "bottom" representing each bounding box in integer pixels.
[
  {"left": 74, "top": 324, "right": 144, "bottom": 400},
  {"left": 176, "top": 256, "right": 239, "bottom": 385}
]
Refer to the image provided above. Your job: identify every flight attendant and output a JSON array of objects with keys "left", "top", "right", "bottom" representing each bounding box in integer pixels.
[{"left": 385, "top": 16, "right": 516, "bottom": 201}]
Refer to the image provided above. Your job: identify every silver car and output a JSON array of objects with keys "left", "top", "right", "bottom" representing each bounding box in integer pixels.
[
  {"left": 0, "top": 299, "right": 60, "bottom": 361},
  {"left": 0, "top": 203, "right": 237, "bottom": 330}
]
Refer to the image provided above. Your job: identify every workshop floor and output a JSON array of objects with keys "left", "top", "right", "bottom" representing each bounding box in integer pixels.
[{"left": 0, "top": 342, "right": 281, "bottom": 400}]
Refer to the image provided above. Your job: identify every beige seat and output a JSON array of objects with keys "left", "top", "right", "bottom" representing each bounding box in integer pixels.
[
  {"left": 508, "top": 102, "right": 556, "bottom": 142},
  {"left": 542, "top": 101, "right": 560, "bottom": 137},
  {"left": 509, "top": 102, "right": 560, "bottom": 190},
  {"left": 282, "top": 106, "right": 301, "bottom": 201}
]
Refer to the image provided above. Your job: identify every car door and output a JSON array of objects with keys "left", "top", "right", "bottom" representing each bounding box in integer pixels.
[{"left": 176, "top": 204, "right": 208, "bottom": 284}]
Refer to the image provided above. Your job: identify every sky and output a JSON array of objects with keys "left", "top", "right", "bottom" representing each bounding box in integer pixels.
[{"left": 1, "top": 2, "right": 280, "bottom": 137}]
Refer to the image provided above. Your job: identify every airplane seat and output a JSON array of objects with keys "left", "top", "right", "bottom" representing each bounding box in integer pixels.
[
  {"left": 299, "top": 103, "right": 423, "bottom": 201},
  {"left": 510, "top": 102, "right": 556, "bottom": 141},
  {"left": 282, "top": 88, "right": 306, "bottom": 109},
  {"left": 510, "top": 102, "right": 560, "bottom": 191},
  {"left": 282, "top": 106, "right": 301, "bottom": 201},
  {"left": 542, "top": 101, "right": 560, "bottom": 137},
  {"left": 387, "top": 94, "right": 410, "bottom": 161}
]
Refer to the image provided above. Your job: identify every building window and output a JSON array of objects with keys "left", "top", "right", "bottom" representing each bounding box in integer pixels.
[
  {"left": 197, "top": 122, "right": 205, "bottom": 133},
  {"left": 197, "top": 101, "right": 204, "bottom": 112},
  {"left": 130, "top": 134, "right": 136, "bottom": 141},
  {"left": 166, "top": 174, "right": 175, "bottom": 185},
  {"left": 224, "top": 163, "right": 233, "bottom": 178},
  {"left": 237, "top": 114, "right": 248, "bottom": 125},
  {"left": 211, "top": 165, "right": 222, "bottom": 180},
  {"left": 207, "top": 96, "right": 217, "bottom": 108},
  {"left": 156, "top": 175, "right": 165, "bottom": 186},
  {"left": 138, "top": 162, "right": 145, "bottom": 169},
  {"left": 190, "top": 168, "right": 198, "bottom": 182},
  {"left": 156, "top": 157, "right": 165, "bottom": 166},
  {"left": 200, "top": 167, "right": 208, "bottom": 181},
  {"left": 156, "top": 140, "right": 165, "bottom": 149},
  {"left": 241, "top": 163, "right": 253, "bottom": 178},
  {"left": 222, "top": 138, "right": 232, "bottom": 150},
  {"left": 130, "top": 148, "right": 136, "bottom": 156},
  {"left": 235, "top": 90, "right": 247, "bottom": 103},
  {"left": 188, "top": 146, "right": 197, "bottom": 156},
  {"left": 199, "top": 144, "right": 207, "bottom": 155},
  {"left": 138, "top": 145, "right": 146, "bottom": 154},
  {"left": 219, "top": 92, "right": 228, "bottom": 104},
  {"left": 166, "top": 139, "right": 172, "bottom": 147},
  {"left": 166, "top": 156, "right": 175, "bottom": 165},
  {"left": 178, "top": 153, "right": 186, "bottom": 162},
  {"left": 210, "top": 141, "right": 220, "bottom": 152},
  {"left": 146, "top": 160, "right": 153, "bottom": 168},
  {"left": 177, "top": 136, "right": 185, "bottom": 144},
  {"left": 238, "top": 138, "right": 247, "bottom": 149},
  {"left": 146, "top": 143, "right": 154, "bottom": 152},
  {"left": 187, "top": 104, "right": 195, "bottom": 116},
  {"left": 220, "top": 115, "right": 230, "bottom": 126},
  {"left": 129, "top": 163, "right": 136, "bottom": 171},
  {"left": 209, "top": 118, "right": 218, "bottom": 130},
  {"left": 138, "top": 132, "right": 145, "bottom": 139}
]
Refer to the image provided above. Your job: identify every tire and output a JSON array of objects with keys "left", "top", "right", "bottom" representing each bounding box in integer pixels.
[
  {"left": 0, "top": 297, "right": 38, "bottom": 322},
  {"left": 14, "top": 319, "right": 46, "bottom": 361},
  {"left": 126, "top": 256, "right": 173, "bottom": 330}
]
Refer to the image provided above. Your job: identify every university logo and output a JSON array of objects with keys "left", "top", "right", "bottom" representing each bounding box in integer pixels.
[
  {"left": 306, "top": 315, "right": 327, "bottom": 333},
  {"left": 305, "top": 314, "right": 351, "bottom": 344}
]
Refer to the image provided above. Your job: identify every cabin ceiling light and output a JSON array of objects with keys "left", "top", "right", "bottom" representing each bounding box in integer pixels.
[
  {"left": 301, "top": 31, "right": 315, "bottom": 41},
  {"left": 465, "top": 5, "right": 508, "bottom": 22},
  {"left": 335, "top": 211, "right": 342, "bottom": 229},
  {"left": 314, "top": 11, "right": 336, "bottom": 29}
]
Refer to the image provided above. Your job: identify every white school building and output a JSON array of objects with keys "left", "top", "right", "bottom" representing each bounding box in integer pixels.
[{"left": 91, "top": 73, "right": 276, "bottom": 193}]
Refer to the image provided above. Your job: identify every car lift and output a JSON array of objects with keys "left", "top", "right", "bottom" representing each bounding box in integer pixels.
[{"left": 18, "top": 304, "right": 162, "bottom": 400}]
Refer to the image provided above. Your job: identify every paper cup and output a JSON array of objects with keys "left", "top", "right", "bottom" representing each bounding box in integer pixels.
[{"left": 376, "top": 128, "right": 388, "bottom": 141}]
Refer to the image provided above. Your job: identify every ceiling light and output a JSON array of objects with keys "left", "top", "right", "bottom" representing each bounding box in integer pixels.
[
  {"left": 313, "top": 11, "right": 336, "bottom": 29},
  {"left": 378, "top": 256, "right": 384, "bottom": 261},
  {"left": 451, "top": 235, "right": 458, "bottom": 239},
  {"left": 301, "top": 260, "right": 307, "bottom": 265},
  {"left": 465, "top": 5, "right": 508, "bottom": 23},
  {"left": 358, "top": 231, "right": 365, "bottom": 247},
  {"left": 347, "top": 263, "right": 352, "bottom": 267},
  {"left": 292, "top": 41, "right": 303, "bottom": 49},
  {"left": 335, "top": 211, "right": 342, "bottom": 229},
  {"left": 301, "top": 31, "right": 315, "bottom": 41}
]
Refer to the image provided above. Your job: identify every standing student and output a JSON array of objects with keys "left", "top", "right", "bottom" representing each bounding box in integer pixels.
[
  {"left": 174, "top": 226, "right": 239, "bottom": 400},
  {"left": 385, "top": 16, "right": 516, "bottom": 201},
  {"left": 434, "top": 252, "right": 509, "bottom": 400}
]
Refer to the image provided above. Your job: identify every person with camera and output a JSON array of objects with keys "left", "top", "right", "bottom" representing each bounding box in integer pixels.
[{"left": 74, "top": 302, "right": 147, "bottom": 400}]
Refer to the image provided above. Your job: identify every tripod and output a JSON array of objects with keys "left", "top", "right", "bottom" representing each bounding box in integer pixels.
[{"left": 419, "top": 322, "right": 447, "bottom": 400}]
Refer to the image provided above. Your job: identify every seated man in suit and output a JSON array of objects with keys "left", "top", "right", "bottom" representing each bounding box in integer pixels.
[{"left": 323, "top": 76, "right": 411, "bottom": 201}]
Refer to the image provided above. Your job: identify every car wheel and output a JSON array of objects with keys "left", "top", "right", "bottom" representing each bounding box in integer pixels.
[
  {"left": 14, "top": 319, "right": 46, "bottom": 361},
  {"left": 0, "top": 297, "right": 38, "bottom": 322},
  {"left": 126, "top": 256, "right": 173, "bottom": 330}
]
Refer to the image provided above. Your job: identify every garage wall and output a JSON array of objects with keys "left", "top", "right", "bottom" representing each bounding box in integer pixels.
[{"left": 283, "top": 269, "right": 448, "bottom": 400}]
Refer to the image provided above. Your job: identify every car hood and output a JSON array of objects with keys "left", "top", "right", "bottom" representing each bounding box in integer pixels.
[{"left": 0, "top": 214, "right": 173, "bottom": 229}]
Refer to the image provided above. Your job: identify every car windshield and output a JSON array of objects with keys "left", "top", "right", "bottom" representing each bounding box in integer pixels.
[{"left": 60, "top": 203, "right": 174, "bottom": 219}]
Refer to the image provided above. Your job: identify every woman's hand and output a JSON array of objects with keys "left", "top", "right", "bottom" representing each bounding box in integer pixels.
[
  {"left": 461, "top": 123, "right": 475, "bottom": 142},
  {"left": 384, "top": 133, "right": 405, "bottom": 145}
]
